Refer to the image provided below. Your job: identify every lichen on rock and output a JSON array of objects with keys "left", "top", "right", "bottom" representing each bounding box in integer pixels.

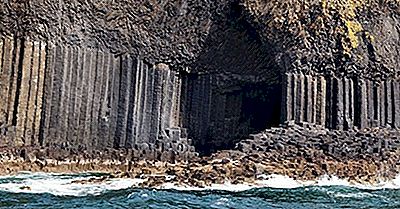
[{"left": 241, "top": 0, "right": 400, "bottom": 79}]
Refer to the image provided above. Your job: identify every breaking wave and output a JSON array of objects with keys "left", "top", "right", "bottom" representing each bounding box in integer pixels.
[
  {"left": 0, "top": 172, "right": 140, "bottom": 196},
  {"left": 0, "top": 172, "right": 400, "bottom": 208},
  {"left": 0, "top": 172, "right": 399, "bottom": 196}
]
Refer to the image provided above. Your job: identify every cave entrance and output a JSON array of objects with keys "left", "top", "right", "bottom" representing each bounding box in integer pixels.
[
  {"left": 180, "top": 74, "right": 282, "bottom": 155},
  {"left": 179, "top": 0, "right": 281, "bottom": 155},
  {"left": 239, "top": 84, "right": 281, "bottom": 134}
]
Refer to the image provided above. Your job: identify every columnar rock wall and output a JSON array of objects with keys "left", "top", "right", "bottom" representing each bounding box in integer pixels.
[
  {"left": 0, "top": 35, "right": 281, "bottom": 157},
  {"left": 180, "top": 74, "right": 214, "bottom": 148},
  {"left": 2, "top": 35, "right": 399, "bottom": 158},
  {"left": 281, "top": 73, "right": 400, "bottom": 130},
  {"left": 0, "top": 36, "right": 195, "bottom": 160},
  {"left": 180, "top": 73, "right": 246, "bottom": 151},
  {"left": 0, "top": 36, "right": 46, "bottom": 146},
  {"left": 281, "top": 73, "right": 327, "bottom": 127}
]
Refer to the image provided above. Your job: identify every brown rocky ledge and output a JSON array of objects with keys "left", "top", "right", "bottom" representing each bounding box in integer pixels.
[{"left": 1, "top": 124, "right": 399, "bottom": 188}]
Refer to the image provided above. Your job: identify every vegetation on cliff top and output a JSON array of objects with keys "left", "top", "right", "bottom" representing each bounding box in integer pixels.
[{"left": 241, "top": 0, "right": 400, "bottom": 78}]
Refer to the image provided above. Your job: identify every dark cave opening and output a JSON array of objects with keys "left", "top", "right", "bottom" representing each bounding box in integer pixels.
[
  {"left": 180, "top": 74, "right": 282, "bottom": 155},
  {"left": 180, "top": 0, "right": 281, "bottom": 155},
  {"left": 239, "top": 83, "right": 282, "bottom": 134}
]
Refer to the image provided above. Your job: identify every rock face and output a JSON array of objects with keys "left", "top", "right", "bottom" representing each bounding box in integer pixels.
[
  {"left": 1, "top": 0, "right": 399, "bottom": 77},
  {"left": 241, "top": 0, "right": 400, "bottom": 79},
  {"left": 0, "top": 37, "right": 197, "bottom": 161},
  {"left": 0, "top": 0, "right": 227, "bottom": 68},
  {"left": 0, "top": 0, "right": 400, "bottom": 161},
  {"left": 280, "top": 73, "right": 400, "bottom": 130}
]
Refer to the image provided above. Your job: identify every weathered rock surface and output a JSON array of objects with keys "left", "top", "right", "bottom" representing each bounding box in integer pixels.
[
  {"left": 242, "top": 0, "right": 400, "bottom": 79},
  {"left": 2, "top": 1, "right": 398, "bottom": 78}
]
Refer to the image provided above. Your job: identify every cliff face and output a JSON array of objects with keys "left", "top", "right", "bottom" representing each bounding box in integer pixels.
[
  {"left": 0, "top": 0, "right": 280, "bottom": 77},
  {"left": 2, "top": 0, "right": 398, "bottom": 78},
  {"left": 0, "top": 37, "right": 197, "bottom": 161},
  {"left": 0, "top": 0, "right": 226, "bottom": 69},
  {"left": 1, "top": 0, "right": 400, "bottom": 158}
]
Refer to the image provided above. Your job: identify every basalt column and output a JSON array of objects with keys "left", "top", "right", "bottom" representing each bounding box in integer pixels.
[
  {"left": 316, "top": 76, "right": 326, "bottom": 127},
  {"left": 280, "top": 73, "right": 326, "bottom": 127},
  {"left": 314, "top": 75, "right": 400, "bottom": 130},
  {"left": 355, "top": 78, "right": 368, "bottom": 129},
  {"left": 0, "top": 37, "right": 46, "bottom": 146},
  {"left": 0, "top": 36, "right": 20, "bottom": 146},
  {"left": 41, "top": 44, "right": 123, "bottom": 149},
  {"left": 180, "top": 73, "right": 213, "bottom": 151},
  {"left": 281, "top": 73, "right": 293, "bottom": 123},
  {"left": 0, "top": 37, "right": 195, "bottom": 159},
  {"left": 394, "top": 80, "right": 400, "bottom": 128},
  {"left": 278, "top": 74, "right": 398, "bottom": 131}
]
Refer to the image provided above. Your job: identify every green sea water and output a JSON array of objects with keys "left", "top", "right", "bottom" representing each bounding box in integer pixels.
[{"left": 0, "top": 173, "right": 399, "bottom": 209}]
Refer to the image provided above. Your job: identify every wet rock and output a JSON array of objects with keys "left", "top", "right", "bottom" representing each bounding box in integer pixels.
[{"left": 19, "top": 186, "right": 31, "bottom": 190}]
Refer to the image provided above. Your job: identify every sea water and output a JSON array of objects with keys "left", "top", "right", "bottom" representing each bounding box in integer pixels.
[{"left": 0, "top": 172, "right": 399, "bottom": 208}]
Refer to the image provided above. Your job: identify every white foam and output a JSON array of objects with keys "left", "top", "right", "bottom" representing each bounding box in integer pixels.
[
  {"left": 157, "top": 174, "right": 400, "bottom": 191},
  {"left": 159, "top": 181, "right": 255, "bottom": 191},
  {"left": 213, "top": 197, "right": 231, "bottom": 207},
  {"left": 333, "top": 191, "right": 376, "bottom": 198},
  {"left": 255, "top": 174, "right": 304, "bottom": 188},
  {"left": 1, "top": 172, "right": 400, "bottom": 196},
  {"left": 0, "top": 172, "right": 143, "bottom": 196}
]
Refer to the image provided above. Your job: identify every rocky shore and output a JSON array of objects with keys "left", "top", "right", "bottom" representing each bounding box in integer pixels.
[
  {"left": 1, "top": 0, "right": 399, "bottom": 193},
  {"left": 1, "top": 124, "right": 399, "bottom": 189}
]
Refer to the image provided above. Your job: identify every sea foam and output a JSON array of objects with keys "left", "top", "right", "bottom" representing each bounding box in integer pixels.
[
  {"left": 0, "top": 172, "right": 141, "bottom": 196},
  {"left": 158, "top": 174, "right": 400, "bottom": 191},
  {"left": 0, "top": 172, "right": 399, "bottom": 196}
]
